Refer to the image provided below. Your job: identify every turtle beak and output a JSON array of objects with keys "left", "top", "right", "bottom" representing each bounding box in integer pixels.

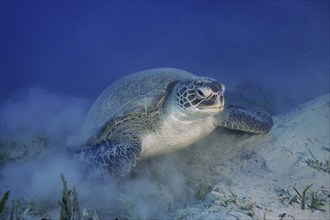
[
  {"left": 219, "top": 94, "right": 225, "bottom": 109},
  {"left": 214, "top": 94, "right": 225, "bottom": 111},
  {"left": 201, "top": 94, "right": 224, "bottom": 114},
  {"left": 218, "top": 83, "right": 225, "bottom": 110}
]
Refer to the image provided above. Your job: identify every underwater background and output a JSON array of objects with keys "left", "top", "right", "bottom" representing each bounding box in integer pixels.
[
  {"left": 1, "top": 1, "right": 329, "bottom": 113},
  {"left": 0, "top": 1, "right": 329, "bottom": 219}
]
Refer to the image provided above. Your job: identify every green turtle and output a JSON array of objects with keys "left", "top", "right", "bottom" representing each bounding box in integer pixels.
[{"left": 70, "top": 68, "right": 273, "bottom": 177}]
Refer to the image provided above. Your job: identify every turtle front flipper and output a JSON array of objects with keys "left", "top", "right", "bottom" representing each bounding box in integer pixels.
[
  {"left": 215, "top": 105, "right": 273, "bottom": 134},
  {"left": 68, "top": 136, "right": 142, "bottom": 177}
]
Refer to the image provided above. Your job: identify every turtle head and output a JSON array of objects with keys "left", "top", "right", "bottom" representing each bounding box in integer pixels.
[{"left": 172, "top": 77, "right": 225, "bottom": 117}]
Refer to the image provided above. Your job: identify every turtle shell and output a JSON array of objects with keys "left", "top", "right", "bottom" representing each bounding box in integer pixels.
[{"left": 82, "top": 68, "right": 195, "bottom": 139}]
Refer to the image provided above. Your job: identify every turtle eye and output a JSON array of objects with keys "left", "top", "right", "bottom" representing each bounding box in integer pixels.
[
  {"left": 197, "top": 89, "right": 204, "bottom": 97},
  {"left": 196, "top": 87, "right": 212, "bottom": 98}
]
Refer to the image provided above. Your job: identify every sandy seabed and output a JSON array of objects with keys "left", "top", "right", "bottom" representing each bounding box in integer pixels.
[
  {"left": 170, "top": 93, "right": 330, "bottom": 219},
  {"left": 0, "top": 93, "right": 329, "bottom": 219}
]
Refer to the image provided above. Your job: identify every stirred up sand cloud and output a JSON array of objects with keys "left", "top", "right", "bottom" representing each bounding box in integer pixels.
[{"left": 0, "top": 87, "right": 329, "bottom": 219}]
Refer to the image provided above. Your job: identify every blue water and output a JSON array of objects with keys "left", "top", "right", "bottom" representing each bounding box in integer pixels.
[
  {"left": 1, "top": 1, "right": 329, "bottom": 114},
  {"left": 0, "top": 2, "right": 329, "bottom": 218}
]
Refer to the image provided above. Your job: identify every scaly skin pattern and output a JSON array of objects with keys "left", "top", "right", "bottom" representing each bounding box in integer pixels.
[
  {"left": 69, "top": 68, "right": 274, "bottom": 177},
  {"left": 215, "top": 105, "right": 273, "bottom": 134}
]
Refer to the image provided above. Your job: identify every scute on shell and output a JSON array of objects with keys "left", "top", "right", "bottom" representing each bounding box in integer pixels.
[{"left": 81, "top": 68, "right": 195, "bottom": 139}]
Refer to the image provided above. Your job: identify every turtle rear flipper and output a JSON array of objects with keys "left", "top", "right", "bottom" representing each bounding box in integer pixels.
[
  {"left": 215, "top": 105, "right": 273, "bottom": 134},
  {"left": 68, "top": 137, "right": 142, "bottom": 177}
]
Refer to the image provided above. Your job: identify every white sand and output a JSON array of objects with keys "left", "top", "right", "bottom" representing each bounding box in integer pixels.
[
  {"left": 1, "top": 93, "right": 329, "bottom": 219},
  {"left": 171, "top": 93, "right": 330, "bottom": 219}
]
